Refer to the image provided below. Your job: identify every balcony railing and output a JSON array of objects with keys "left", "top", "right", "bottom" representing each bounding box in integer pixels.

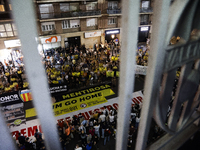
[
  {"left": 39, "top": 10, "right": 101, "bottom": 20},
  {"left": 140, "top": 7, "right": 153, "bottom": 13},
  {"left": 63, "top": 27, "right": 81, "bottom": 33},
  {"left": 86, "top": 25, "right": 98, "bottom": 31},
  {"left": 107, "top": 9, "right": 121, "bottom": 14},
  {"left": 140, "top": 21, "right": 152, "bottom": 25}
]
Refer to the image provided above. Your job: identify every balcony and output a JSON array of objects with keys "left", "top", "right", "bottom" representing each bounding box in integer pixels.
[
  {"left": 41, "top": 29, "right": 56, "bottom": 36},
  {"left": 39, "top": 10, "right": 101, "bottom": 20},
  {"left": 140, "top": 7, "right": 153, "bottom": 13},
  {"left": 140, "top": 21, "right": 151, "bottom": 25},
  {"left": 86, "top": 25, "right": 98, "bottom": 31},
  {"left": 107, "top": 9, "right": 121, "bottom": 14},
  {"left": 63, "top": 27, "right": 81, "bottom": 33}
]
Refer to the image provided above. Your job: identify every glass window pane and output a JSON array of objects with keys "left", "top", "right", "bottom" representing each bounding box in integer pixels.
[
  {"left": 0, "top": 32, "right": 7, "bottom": 37},
  {"left": 60, "top": 3, "right": 70, "bottom": 12},
  {"left": 142, "top": 1, "right": 150, "bottom": 8},
  {"left": 39, "top": 4, "right": 54, "bottom": 13},
  {"left": 0, "top": 25, "right": 5, "bottom": 32},
  {"left": 7, "top": 31, "right": 14, "bottom": 36},
  {"left": 70, "top": 3, "right": 78, "bottom": 11},
  {"left": 14, "top": 30, "right": 18, "bottom": 36},
  {"left": 0, "top": 5, "right": 5, "bottom": 12},
  {"left": 5, "top": 24, "right": 12, "bottom": 31},
  {"left": 12, "top": 24, "right": 17, "bottom": 30},
  {"left": 86, "top": 2, "right": 97, "bottom": 11},
  {"left": 9, "top": 4, "right": 12, "bottom": 10},
  {"left": 70, "top": 19, "right": 80, "bottom": 28},
  {"left": 52, "top": 24, "right": 55, "bottom": 30}
]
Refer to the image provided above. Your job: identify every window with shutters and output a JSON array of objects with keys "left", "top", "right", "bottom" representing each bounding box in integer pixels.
[
  {"left": 0, "top": 23, "right": 17, "bottom": 37},
  {"left": 62, "top": 20, "right": 80, "bottom": 29},
  {"left": 108, "top": 18, "right": 117, "bottom": 25},
  {"left": 60, "top": 3, "right": 79, "bottom": 12},
  {"left": 86, "top": 2, "right": 97, "bottom": 11},
  {"left": 39, "top": 4, "right": 54, "bottom": 19},
  {"left": 108, "top": 1, "right": 118, "bottom": 10},
  {"left": 41, "top": 22, "right": 55, "bottom": 31},
  {"left": 86, "top": 18, "right": 97, "bottom": 27},
  {"left": 0, "top": 4, "right": 5, "bottom": 12}
]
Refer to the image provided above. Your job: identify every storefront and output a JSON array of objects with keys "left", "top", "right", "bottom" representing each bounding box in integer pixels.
[
  {"left": 40, "top": 36, "right": 61, "bottom": 50},
  {"left": 138, "top": 26, "right": 151, "bottom": 42},
  {"left": 1, "top": 39, "right": 23, "bottom": 67},
  {"left": 64, "top": 36, "right": 81, "bottom": 48},
  {"left": 84, "top": 31, "right": 102, "bottom": 48},
  {"left": 105, "top": 29, "right": 120, "bottom": 44}
]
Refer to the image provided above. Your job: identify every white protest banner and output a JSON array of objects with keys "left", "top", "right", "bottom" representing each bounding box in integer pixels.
[{"left": 135, "top": 65, "right": 148, "bottom": 75}]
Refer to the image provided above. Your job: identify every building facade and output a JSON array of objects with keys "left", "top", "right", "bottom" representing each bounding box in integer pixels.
[
  {"left": 0, "top": 0, "right": 153, "bottom": 53},
  {"left": 35, "top": 0, "right": 153, "bottom": 50}
]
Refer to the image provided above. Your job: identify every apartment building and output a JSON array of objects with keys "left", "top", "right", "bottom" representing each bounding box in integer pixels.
[
  {"left": 0, "top": 0, "right": 153, "bottom": 53},
  {"left": 35, "top": 0, "right": 153, "bottom": 50}
]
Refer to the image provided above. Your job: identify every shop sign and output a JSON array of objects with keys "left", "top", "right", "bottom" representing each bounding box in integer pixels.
[
  {"left": 141, "top": 26, "right": 149, "bottom": 31},
  {"left": 105, "top": 29, "right": 120, "bottom": 35},
  {"left": 4, "top": 39, "right": 21, "bottom": 48},
  {"left": 85, "top": 31, "right": 101, "bottom": 38},
  {"left": 0, "top": 91, "right": 26, "bottom": 128},
  {"left": 135, "top": 65, "right": 148, "bottom": 75},
  {"left": 41, "top": 36, "right": 61, "bottom": 44}
]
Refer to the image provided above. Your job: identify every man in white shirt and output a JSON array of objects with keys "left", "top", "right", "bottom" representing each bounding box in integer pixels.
[
  {"left": 75, "top": 144, "right": 82, "bottom": 150},
  {"left": 94, "top": 123, "right": 100, "bottom": 138},
  {"left": 99, "top": 112, "right": 106, "bottom": 122}
]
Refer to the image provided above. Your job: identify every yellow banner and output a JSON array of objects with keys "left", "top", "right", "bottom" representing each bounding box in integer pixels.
[
  {"left": 25, "top": 88, "right": 115, "bottom": 118},
  {"left": 53, "top": 89, "right": 114, "bottom": 116}
]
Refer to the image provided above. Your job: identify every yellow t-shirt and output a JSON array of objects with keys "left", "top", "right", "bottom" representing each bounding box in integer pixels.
[
  {"left": 76, "top": 72, "right": 80, "bottom": 77},
  {"left": 52, "top": 80, "right": 59, "bottom": 84},
  {"left": 116, "top": 71, "right": 120, "bottom": 77},
  {"left": 11, "top": 78, "right": 16, "bottom": 82},
  {"left": 18, "top": 71, "right": 22, "bottom": 74},
  {"left": 5, "top": 72, "right": 9, "bottom": 76}
]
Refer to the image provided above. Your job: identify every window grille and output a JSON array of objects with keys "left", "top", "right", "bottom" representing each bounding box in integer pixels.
[{"left": 108, "top": 18, "right": 117, "bottom": 25}]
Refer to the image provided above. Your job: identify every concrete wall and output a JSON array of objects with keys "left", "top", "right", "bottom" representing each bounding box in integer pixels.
[
  {"left": 55, "top": 21, "right": 63, "bottom": 34},
  {"left": 60, "top": 31, "right": 102, "bottom": 48},
  {"left": 0, "top": 40, "right": 6, "bottom": 49},
  {"left": 80, "top": 18, "right": 87, "bottom": 31}
]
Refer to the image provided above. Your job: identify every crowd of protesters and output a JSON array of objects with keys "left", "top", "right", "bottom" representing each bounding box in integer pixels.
[
  {"left": 0, "top": 41, "right": 150, "bottom": 95},
  {"left": 13, "top": 103, "right": 164, "bottom": 150},
  {"left": 43, "top": 42, "right": 121, "bottom": 91},
  {"left": 136, "top": 46, "right": 149, "bottom": 66},
  {"left": 57, "top": 104, "right": 139, "bottom": 150}
]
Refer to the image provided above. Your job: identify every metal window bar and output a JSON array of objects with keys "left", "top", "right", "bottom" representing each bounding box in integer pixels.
[
  {"left": 7, "top": 0, "right": 62, "bottom": 150},
  {"left": 116, "top": 0, "right": 139, "bottom": 149}
]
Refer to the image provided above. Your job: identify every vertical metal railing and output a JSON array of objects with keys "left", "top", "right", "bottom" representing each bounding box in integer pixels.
[
  {"left": 116, "top": 0, "right": 139, "bottom": 150},
  {"left": 0, "top": 110, "right": 17, "bottom": 149},
  {"left": 9, "top": 0, "right": 62, "bottom": 150},
  {"left": 135, "top": 0, "right": 170, "bottom": 149}
]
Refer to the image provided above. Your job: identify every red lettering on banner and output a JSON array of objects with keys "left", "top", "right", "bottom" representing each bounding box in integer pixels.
[
  {"left": 137, "top": 96, "right": 143, "bottom": 103},
  {"left": 94, "top": 109, "right": 100, "bottom": 113},
  {"left": 133, "top": 98, "right": 140, "bottom": 104},
  {"left": 113, "top": 103, "right": 118, "bottom": 110},
  {"left": 106, "top": 105, "right": 112, "bottom": 111},
  {"left": 39, "top": 125, "right": 43, "bottom": 133},
  {"left": 132, "top": 98, "right": 137, "bottom": 104},
  {"left": 88, "top": 110, "right": 93, "bottom": 115},
  {"left": 100, "top": 107, "right": 105, "bottom": 111},
  {"left": 21, "top": 128, "right": 26, "bottom": 136},
  {"left": 12, "top": 131, "right": 19, "bottom": 140},
  {"left": 28, "top": 126, "right": 37, "bottom": 137},
  {"left": 82, "top": 112, "right": 90, "bottom": 120},
  {"left": 65, "top": 117, "right": 71, "bottom": 123}
]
